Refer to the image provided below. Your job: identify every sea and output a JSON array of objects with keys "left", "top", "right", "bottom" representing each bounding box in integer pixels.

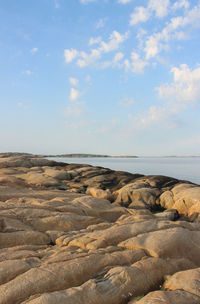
[{"left": 47, "top": 157, "right": 200, "bottom": 185}]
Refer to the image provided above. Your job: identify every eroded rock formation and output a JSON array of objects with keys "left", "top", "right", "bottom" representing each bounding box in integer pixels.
[{"left": 0, "top": 154, "right": 199, "bottom": 303}]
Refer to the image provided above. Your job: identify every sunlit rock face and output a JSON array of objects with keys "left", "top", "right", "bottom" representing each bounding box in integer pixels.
[{"left": 0, "top": 153, "right": 199, "bottom": 304}]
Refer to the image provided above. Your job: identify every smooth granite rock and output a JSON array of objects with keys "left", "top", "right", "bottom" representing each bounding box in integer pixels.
[{"left": 0, "top": 153, "right": 199, "bottom": 304}]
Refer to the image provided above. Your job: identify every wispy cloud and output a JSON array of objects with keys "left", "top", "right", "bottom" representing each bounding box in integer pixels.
[
  {"left": 172, "top": 0, "right": 190, "bottom": 11},
  {"left": 130, "top": 0, "right": 170, "bottom": 25},
  {"left": 65, "top": 30, "right": 129, "bottom": 68},
  {"left": 64, "top": 49, "right": 79, "bottom": 63},
  {"left": 65, "top": 101, "right": 85, "bottom": 117},
  {"left": 69, "top": 88, "right": 79, "bottom": 101},
  {"left": 144, "top": 2, "right": 200, "bottom": 59},
  {"left": 124, "top": 51, "right": 148, "bottom": 73},
  {"left": 96, "top": 18, "right": 107, "bottom": 29},
  {"left": 30, "top": 47, "right": 38, "bottom": 55},
  {"left": 127, "top": 62, "right": 200, "bottom": 130},
  {"left": 118, "top": 0, "right": 132, "bottom": 4},
  {"left": 69, "top": 77, "right": 79, "bottom": 86},
  {"left": 54, "top": 0, "right": 60, "bottom": 8},
  {"left": 89, "top": 36, "right": 102, "bottom": 46},
  {"left": 24, "top": 70, "right": 32, "bottom": 75},
  {"left": 80, "top": 0, "right": 96, "bottom": 4},
  {"left": 156, "top": 64, "right": 200, "bottom": 103},
  {"left": 17, "top": 102, "right": 31, "bottom": 109}
]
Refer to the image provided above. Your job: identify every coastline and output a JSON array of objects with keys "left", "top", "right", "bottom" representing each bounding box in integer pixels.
[{"left": 0, "top": 153, "right": 200, "bottom": 303}]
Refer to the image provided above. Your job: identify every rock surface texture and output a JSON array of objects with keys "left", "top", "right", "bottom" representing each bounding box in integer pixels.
[{"left": 0, "top": 153, "right": 200, "bottom": 304}]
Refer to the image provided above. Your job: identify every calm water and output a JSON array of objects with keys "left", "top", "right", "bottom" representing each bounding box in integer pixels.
[{"left": 48, "top": 157, "right": 200, "bottom": 185}]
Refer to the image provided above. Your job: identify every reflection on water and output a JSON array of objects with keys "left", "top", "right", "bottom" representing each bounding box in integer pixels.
[{"left": 47, "top": 157, "right": 200, "bottom": 185}]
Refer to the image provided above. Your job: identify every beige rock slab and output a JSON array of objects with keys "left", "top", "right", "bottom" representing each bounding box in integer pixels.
[
  {"left": 0, "top": 231, "right": 50, "bottom": 249},
  {"left": 0, "top": 249, "right": 145, "bottom": 304},
  {"left": 23, "top": 257, "right": 194, "bottom": 304},
  {"left": 58, "top": 219, "right": 199, "bottom": 250},
  {"left": 164, "top": 267, "right": 200, "bottom": 297},
  {"left": 119, "top": 227, "right": 200, "bottom": 266},
  {"left": 0, "top": 259, "right": 31, "bottom": 285},
  {"left": 160, "top": 183, "right": 200, "bottom": 216},
  {"left": 128, "top": 290, "right": 200, "bottom": 304}
]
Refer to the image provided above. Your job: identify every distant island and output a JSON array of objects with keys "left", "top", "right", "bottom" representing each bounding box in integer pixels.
[
  {"left": 44, "top": 153, "right": 138, "bottom": 158},
  {"left": 1, "top": 152, "right": 200, "bottom": 158}
]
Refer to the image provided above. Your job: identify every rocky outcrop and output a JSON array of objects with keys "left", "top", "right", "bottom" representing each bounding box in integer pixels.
[{"left": 0, "top": 154, "right": 200, "bottom": 304}]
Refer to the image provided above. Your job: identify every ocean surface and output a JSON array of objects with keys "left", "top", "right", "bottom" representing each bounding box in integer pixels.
[{"left": 48, "top": 157, "right": 200, "bottom": 185}]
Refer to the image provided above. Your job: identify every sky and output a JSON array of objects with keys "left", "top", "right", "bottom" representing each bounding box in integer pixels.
[{"left": 0, "top": 0, "right": 200, "bottom": 156}]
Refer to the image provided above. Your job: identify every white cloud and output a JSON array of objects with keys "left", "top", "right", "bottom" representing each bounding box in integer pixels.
[
  {"left": 157, "top": 64, "right": 200, "bottom": 103},
  {"left": 100, "top": 31, "right": 129, "bottom": 53},
  {"left": 64, "top": 49, "right": 79, "bottom": 63},
  {"left": 72, "top": 30, "right": 128, "bottom": 68},
  {"left": 69, "top": 77, "right": 79, "bottom": 86},
  {"left": 101, "top": 52, "right": 124, "bottom": 69},
  {"left": 69, "top": 88, "right": 79, "bottom": 101},
  {"left": 24, "top": 70, "right": 32, "bottom": 75},
  {"left": 17, "top": 101, "right": 31, "bottom": 109},
  {"left": 128, "top": 102, "right": 181, "bottom": 130},
  {"left": 80, "top": 0, "right": 96, "bottom": 3},
  {"left": 89, "top": 36, "right": 102, "bottom": 46},
  {"left": 172, "top": 0, "right": 190, "bottom": 11},
  {"left": 136, "top": 28, "right": 147, "bottom": 49},
  {"left": 30, "top": 47, "right": 38, "bottom": 55},
  {"left": 96, "top": 18, "right": 107, "bottom": 29},
  {"left": 125, "top": 51, "right": 148, "bottom": 73},
  {"left": 77, "top": 49, "right": 101, "bottom": 67},
  {"left": 130, "top": 0, "right": 169, "bottom": 25},
  {"left": 55, "top": 0, "right": 60, "bottom": 8},
  {"left": 18, "top": 102, "right": 23, "bottom": 107},
  {"left": 118, "top": 0, "right": 132, "bottom": 4},
  {"left": 148, "top": 0, "right": 170, "bottom": 18},
  {"left": 144, "top": 3, "right": 200, "bottom": 59},
  {"left": 131, "top": 51, "right": 148, "bottom": 73},
  {"left": 138, "top": 105, "right": 169, "bottom": 126},
  {"left": 113, "top": 52, "right": 124, "bottom": 62},
  {"left": 130, "top": 6, "right": 150, "bottom": 25},
  {"left": 144, "top": 35, "right": 161, "bottom": 59},
  {"left": 127, "top": 63, "right": 200, "bottom": 129}
]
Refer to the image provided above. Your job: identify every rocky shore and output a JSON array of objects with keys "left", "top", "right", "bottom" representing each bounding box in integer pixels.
[{"left": 0, "top": 153, "right": 200, "bottom": 304}]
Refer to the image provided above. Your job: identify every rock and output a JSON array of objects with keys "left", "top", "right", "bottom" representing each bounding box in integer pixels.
[
  {"left": 86, "top": 187, "right": 113, "bottom": 201},
  {"left": 114, "top": 183, "right": 161, "bottom": 209},
  {"left": 0, "top": 231, "right": 50, "bottom": 249},
  {"left": 0, "top": 249, "right": 145, "bottom": 304},
  {"left": 129, "top": 290, "right": 200, "bottom": 304},
  {"left": 0, "top": 259, "right": 31, "bottom": 285},
  {"left": 154, "top": 209, "right": 179, "bottom": 221},
  {"left": 0, "top": 153, "right": 199, "bottom": 304},
  {"left": 160, "top": 183, "right": 200, "bottom": 217},
  {"left": 164, "top": 267, "right": 200, "bottom": 297},
  {"left": 43, "top": 168, "right": 71, "bottom": 180},
  {"left": 119, "top": 227, "right": 200, "bottom": 266},
  {"left": 22, "top": 257, "right": 193, "bottom": 304},
  {"left": 25, "top": 172, "right": 60, "bottom": 187}
]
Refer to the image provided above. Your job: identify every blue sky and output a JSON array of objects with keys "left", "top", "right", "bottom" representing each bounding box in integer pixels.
[{"left": 0, "top": 0, "right": 200, "bottom": 155}]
